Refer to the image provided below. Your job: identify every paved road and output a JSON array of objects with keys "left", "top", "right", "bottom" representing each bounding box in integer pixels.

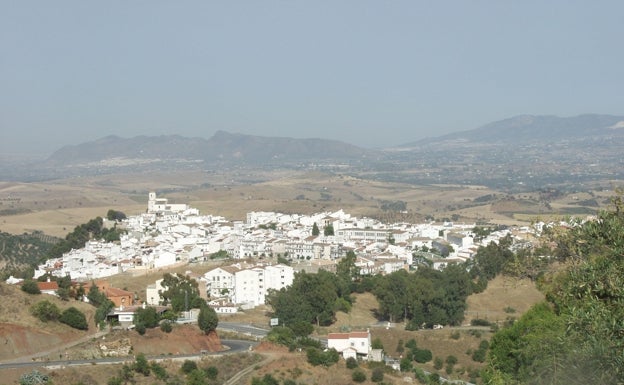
[
  {"left": 218, "top": 322, "right": 270, "bottom": 339},
  {"left": 0, "top": 339, "right": 256, "bottom": 371}
]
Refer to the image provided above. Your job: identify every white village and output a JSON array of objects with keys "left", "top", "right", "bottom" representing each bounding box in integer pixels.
[{"left": 22, "top": 192, "right": 539, "bottom": 316}]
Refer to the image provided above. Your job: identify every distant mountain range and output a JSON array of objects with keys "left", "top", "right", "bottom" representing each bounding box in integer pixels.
[
  {"left": 398, "top": 114, "right": 624, "bottom": 147},
  {"left": 46, "top": 130, "right": 372, "bottom": 166},
  {"left": 3, "top": 114, "right": 623, "bottom": 189},
  {"left": 46, "top": 114, "right": 624, "bottom": 166}
]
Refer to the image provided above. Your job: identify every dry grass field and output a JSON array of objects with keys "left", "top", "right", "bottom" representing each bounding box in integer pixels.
[
  {"left": 0, "top": 170, "right": 517, "bottom": 238},
  {"left": 0, "top": 283, "right": 99, "bottom": 361},
  {"left": 1, "top": 169, "right": 614, "bottom": 240},
  {"left": 465, "top": 275, "right": 544, "bottom": 324}
]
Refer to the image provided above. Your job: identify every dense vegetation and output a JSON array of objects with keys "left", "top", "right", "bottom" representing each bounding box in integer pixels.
[
  {"left": 267, "top": 251, "right": 358, "bottom": 329},
  {"left": 268, "top": 238, "right": 531, "bottom": 338},
  {"left": 0, "top": 230, "right": 57, "bottom": 280},
  {"left": 159, "top": 273, "right": 205, "bottom": 313},
  {"left": 0, "top": 212, "right": 126, "bottom": 281},
  {"left": 373, "top": 264, "right": 472, "bottom": 328},
  {"left": 59, "top": 306, "right": 89, "bottom": 330},
  {"left": 483, "top": 194, "right": 624, "bottom": 384},
  {"left": 47, "top": 216, "right": 125, "bottom": 260},
  {"left": 197, "top": 304, "right": 219, "bottom": 334},
  {"left": 29, "top": 299, "right": 88, "bottom": 330}
]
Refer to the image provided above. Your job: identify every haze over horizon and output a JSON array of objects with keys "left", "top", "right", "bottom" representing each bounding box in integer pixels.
[{"left": 2, "top": 1, "right": 623, "bottom": 157}]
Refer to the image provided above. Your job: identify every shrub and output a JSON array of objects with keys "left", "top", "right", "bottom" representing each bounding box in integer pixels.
[
  {"left": 472, "top": 348, "right": 486, "bottom": 362},
  {"left": 290, "top": 320, "right": 314, "bottom": 337},
  {"left": 352, "top": 369, "right": 366, "bottom": 383},
  {"left": 19, "top": 370, "right": 49, "bottom": 385},
  {"left": 135, "top": 323, "right": 146, "bottom": 335},
  {"left": 346, "top": 356, "right": 358, "bottom": 369},
  {"left": 107, "top": 377, "right": 122, "bottom": 385},
  {"left": 59, "top": 307, "right": 88, "bottom": 330},
  {"left": 204, "top": 366, "right": 218, "bottom": 379},
  {"left": 160, "top": 320, "right": 173, "bottom": 333},
  {"left": 151, "top": 362, "right": 168, "bottom": 380},
  {"left": 181, "top": 360, "right": 198, "bottom": 374},
  {"left": 371, "top": 367, "right": 384, "bottom": 382},
  {"left": 413, "top": 348, "right": 433, "bottom": 363},
  {"left": 133, "top": 353, "right": 150, "bottom": 376},
  {"left": 251, "top": 374, "right": 279, "bottom": 385},
  {"left": 57, "top": 287, "right": 71, "bottom": 301},
  {"left": 198, "top": 305, "right": 218, "bottom": 334},
  {"left": 433, "top": 356, "right": 443, "bottom": 370},
  {"left": 135, "top": 306, "right": 160, "bottom": 328},
  {"left": 445, "top": 355, "right": 458, "bottom": 365},
  {"left": 450, "top": 331, "right": 461, "bottom": 340},
  {"left": 413, "top": 367, "right": 427, "bottom": 382},
  {"left": 298, "top": 336, "right": 322, "bottom": 349},
  {"left": 30, "top": 300, "right": 61, "bottom": 322},
  {"left": 429, "top": 372, "right": 441, "bottom": 384},
  {"left": 400, "top": 357, "right": 413, "bottom": 372},
  {"left": 21, "top": 280, "right": 41, "bottom": 295},
  {"left": 306, "top": 347, "right": 339, "bottom": 367},
  {"left": 470, "top": 318, "right": 491, "bottom": 326},
  {"left": 267, "top": 326, "right": 295, "bottom": 346}
]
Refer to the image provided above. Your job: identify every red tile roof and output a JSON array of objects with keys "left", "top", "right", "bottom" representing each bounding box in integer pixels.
[
  {"left": 328, "top": 331, "right": 369, "bottom": 340},
  {"left": 37, "top": 281, "right": 59, "bottom": 291}
]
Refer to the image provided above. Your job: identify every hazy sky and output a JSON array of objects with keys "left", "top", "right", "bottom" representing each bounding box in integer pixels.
[{"left": 2, "top": 1, "right": 623, "bottom": 157}]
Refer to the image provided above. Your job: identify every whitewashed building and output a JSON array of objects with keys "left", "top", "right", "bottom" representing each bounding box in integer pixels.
[{"left": 327, "top": 330, "right": 371, "bottom": 359}]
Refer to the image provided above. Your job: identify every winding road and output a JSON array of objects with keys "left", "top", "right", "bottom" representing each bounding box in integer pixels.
[
  {"left": 0, "top": 322, "right": 268, "bottom": 370},
  {"left": 0, "top": 339, "right": 256, "bottom": 370}
]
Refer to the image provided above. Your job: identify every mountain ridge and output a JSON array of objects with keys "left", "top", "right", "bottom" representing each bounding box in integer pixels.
[
  {"left": 398, "top": 113, "right": 624, "bottom": 147},
  {"left": 46, "top": 130, "right": 371, "bottom": 165}
]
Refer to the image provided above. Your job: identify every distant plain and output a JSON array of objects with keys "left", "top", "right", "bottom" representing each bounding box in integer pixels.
[{"left": 0, "top": 169, "right": 615, "bottom": 239}]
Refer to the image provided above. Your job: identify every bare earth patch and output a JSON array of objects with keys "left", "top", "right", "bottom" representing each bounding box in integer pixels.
[{"left": 465, "top": 275, "right": 544, "bottom": 324}]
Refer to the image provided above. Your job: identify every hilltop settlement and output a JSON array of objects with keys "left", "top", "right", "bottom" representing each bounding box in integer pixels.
[{"left": 9, "top": 192, "right": 539, "bottom": 316}]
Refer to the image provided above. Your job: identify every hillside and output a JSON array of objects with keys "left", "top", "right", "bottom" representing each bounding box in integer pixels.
[
  {"left": 0, "top": 283, "right": 98, "bottom": 361},
  {"left": 45, "top": 130, "right": 371, "bottom": 166},
  {"left": 400, "top": 114, "right": 624, "bottom": 146},
  {"left": 0, "top": 231, "right": 57, "bottom": 277}
]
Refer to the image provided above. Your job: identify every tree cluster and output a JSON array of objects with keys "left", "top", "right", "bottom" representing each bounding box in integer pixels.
[
  {"left": 27, "top": 290, "right": 88, "bottom": 330},
  {"left": 306, "top": 347, "right": 340, "bottom": 367},
  {"left": 373, "top": 264, "right": 472, "bottom": 327},
  {"left": 0, "top": 231, "right": 56, "bottom": 281},
  {"left": 58, "top": 306, "right": 88, "bottom": 330},
  {"left": 87, "top": 283, "right": 115, "bottom": 327},
  {"left": 106, "top": 209, "right": 127, "bottom": 222},
  {"left": 267, "top": 268, "right": 353, "bottom": 331},
  {"left": 484, "top": 193, "right": 624, "bottom": 384},
  {"left": 46, "top": 216, "right": 125, "bottom": 260},
  {"left": 159, "top": 273, "right": 204, "bottom": 313}
]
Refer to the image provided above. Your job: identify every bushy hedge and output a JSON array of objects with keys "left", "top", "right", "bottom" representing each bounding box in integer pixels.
[
  {"left": 21, "top": 280, "right": 41, "bottom": 294},
  {"left": 306, "top": 347, "right": 339, "bottom": 367},
  {"left": 59, "top": 307, "right": 88, "bottom": 330},
  {"left": 30, "top": 300, "right": 60, "bottom": 322}
]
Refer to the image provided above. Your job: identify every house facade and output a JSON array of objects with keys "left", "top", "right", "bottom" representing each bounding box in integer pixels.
[{"left": 327, "top": 330, "right": 371, "bottom": 359}]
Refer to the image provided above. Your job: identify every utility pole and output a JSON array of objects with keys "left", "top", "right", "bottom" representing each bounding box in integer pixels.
[{"left": 185, "top": 289, "right": 189, "bottom": 318}]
